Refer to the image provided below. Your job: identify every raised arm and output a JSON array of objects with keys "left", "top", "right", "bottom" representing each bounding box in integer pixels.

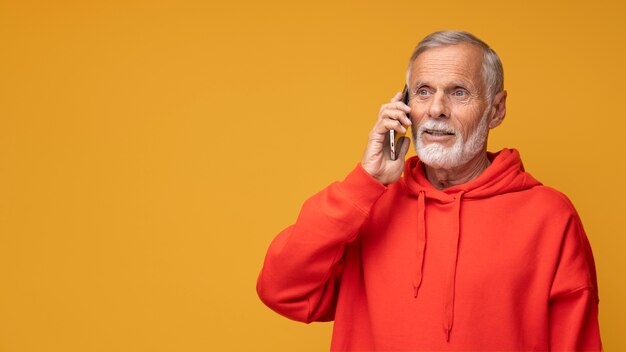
[
  {"left": 257, "top": 92, "right": 412, "bottom": 322},
  {"left": 256, "top": 164, "right": 386, "bottom": 322}
]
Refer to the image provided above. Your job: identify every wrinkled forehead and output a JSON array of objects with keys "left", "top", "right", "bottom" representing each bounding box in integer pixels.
[{"left": 409, "top": 43, "right": 485, "bottom": 89}]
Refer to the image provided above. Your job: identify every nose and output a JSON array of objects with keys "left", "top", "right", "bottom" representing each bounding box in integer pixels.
[{"left": 428, "top": 91, "right": 450, "bottom": 119}]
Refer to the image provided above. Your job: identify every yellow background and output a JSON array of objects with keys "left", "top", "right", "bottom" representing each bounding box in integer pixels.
[{"left": 1, "top": 0, "right": 624, "bottom": 350}]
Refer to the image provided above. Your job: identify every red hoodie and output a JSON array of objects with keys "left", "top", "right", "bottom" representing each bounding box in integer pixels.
[{"left": 257, "top": 149, "right": 602, "bottom": 351}]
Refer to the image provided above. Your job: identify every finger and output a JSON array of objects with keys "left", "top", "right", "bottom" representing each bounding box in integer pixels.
[
  {"left": 384, "top": 109, "right": 412, "bottom": 126},
  {"left": 372, "top": 117, "right": 403, "bottom": 135},
  {"left": 380, "top": 109, "right": 411, "bottom": 126},
  {"left": 380, "top": 101, "right": 411, "bottom": 113},
  {"left": 374, "top": 118, "right": 406, "bottom": 135},
  {"left": 390, "top": 91, "right": 403, "bottom": 102}
]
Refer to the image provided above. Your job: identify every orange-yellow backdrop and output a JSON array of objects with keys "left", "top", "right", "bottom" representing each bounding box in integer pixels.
[{"left": 1, "top": 0, "right": 624, "bottom": 351}]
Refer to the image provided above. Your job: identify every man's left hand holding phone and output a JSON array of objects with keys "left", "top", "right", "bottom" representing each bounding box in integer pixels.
[{"left": 360, "top": 85, "right": 412, "bottom": 186}]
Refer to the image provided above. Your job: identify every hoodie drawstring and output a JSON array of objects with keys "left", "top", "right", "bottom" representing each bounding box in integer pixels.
[
  {"left": 443, "top": 190, "right": 465, "bottom": 342},
  {"left": 413, "top": 190, "right": 426, "bottom": 298},
  {"left": 412, "top": 189, "right": 466, "bottom": 342}
]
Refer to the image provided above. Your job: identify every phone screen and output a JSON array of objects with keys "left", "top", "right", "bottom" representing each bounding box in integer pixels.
[{"left": 389, "top": 85, "right": 410, "bottom": 160}]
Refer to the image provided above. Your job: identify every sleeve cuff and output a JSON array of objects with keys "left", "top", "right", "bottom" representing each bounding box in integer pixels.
[{"left": 335, "top": 163, "right": 388, "bottom": 215}]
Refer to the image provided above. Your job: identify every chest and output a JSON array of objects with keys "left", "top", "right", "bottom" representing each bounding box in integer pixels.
[{"left": 359, "top": 196, "right": 561, "bottom": 298}]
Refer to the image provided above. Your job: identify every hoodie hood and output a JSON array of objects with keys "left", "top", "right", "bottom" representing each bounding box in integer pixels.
[
  {"left": 403, "top": 148, "right": 541, "bottom": 201},
  {"left": 401, "top": 148, "right": 542, "bottom": 342}
]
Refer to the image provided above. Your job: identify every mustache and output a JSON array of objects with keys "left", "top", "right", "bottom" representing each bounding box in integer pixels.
[{"left": 417, "top": 120, "right": 458, "bottom": 135}]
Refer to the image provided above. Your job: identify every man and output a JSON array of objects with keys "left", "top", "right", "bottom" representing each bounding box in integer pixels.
[{"left": 257, "top": 31, "right": 602, "bottom": 351}]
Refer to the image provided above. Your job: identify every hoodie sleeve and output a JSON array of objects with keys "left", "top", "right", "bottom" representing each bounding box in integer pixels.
[
  {"left": 256, "top": 164, "right": 386, "bottom": 323},
  {"left": 548, "top": 210, "right": 602, "bottom": 351}
]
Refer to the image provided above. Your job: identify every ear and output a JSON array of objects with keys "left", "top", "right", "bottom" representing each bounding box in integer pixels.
[{"left": 488, "top": 90, "right": 507, "bottom": 129}]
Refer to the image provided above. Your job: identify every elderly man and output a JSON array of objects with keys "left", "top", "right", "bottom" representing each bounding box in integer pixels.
[{"left": 257, "top": 31, "right": 602, "bottom": 351}]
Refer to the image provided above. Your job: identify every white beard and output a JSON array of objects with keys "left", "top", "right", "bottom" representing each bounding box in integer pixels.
[{"left": 413, "top": 108, "right": 491, "bottom": 169}]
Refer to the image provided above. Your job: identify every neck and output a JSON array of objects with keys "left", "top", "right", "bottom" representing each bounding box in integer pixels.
[{"left": 424, "top": 151, "right": 491, "bottom": 190}]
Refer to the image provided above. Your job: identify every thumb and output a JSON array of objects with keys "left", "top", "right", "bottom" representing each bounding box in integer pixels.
[{"left": 396, "top": 136, "right": 411, "bottom": 161}]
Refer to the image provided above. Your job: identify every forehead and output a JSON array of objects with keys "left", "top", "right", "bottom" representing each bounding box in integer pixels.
[{"left": 410, "top": 43, "right": 484, "bottom": 88}]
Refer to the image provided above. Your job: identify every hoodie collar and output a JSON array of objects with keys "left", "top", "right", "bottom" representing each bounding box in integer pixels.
[{"left": 403, "top": 148, "right": 541, "bottom": 200}]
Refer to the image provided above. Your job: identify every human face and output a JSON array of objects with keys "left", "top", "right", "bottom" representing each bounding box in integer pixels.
[{"left": 408, "top": 43, "right": 492, "bottom": 169}]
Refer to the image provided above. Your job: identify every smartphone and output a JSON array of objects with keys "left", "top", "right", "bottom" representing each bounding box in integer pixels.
[{"left": 389, "top": 85, "right": 410, "bottom": 160}]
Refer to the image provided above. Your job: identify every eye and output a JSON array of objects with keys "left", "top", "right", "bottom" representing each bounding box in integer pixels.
[
  {"left": 417, "top": 88, "right": 429, "bottom": 96},
  {"left": 453, "top": 90, "right": 466, "bottom": 97}
]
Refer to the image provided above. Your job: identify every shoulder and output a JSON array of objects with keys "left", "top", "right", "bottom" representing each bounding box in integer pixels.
[
  {"left": 522, "top": 185, "right": 580, "bottom": 216},
  {"left": 520, "top": 186, "right": 589, "bottom": 249}
]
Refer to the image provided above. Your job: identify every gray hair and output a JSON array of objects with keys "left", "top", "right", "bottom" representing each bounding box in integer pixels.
[{"left": 406, "top": 30, "right": 504, "bottom": 102}]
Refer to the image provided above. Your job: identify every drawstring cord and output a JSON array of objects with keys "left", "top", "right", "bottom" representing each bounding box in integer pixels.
[
  {"left": 413, "top": 190, "right": 426, "bottom": 298},
  {"left": 443, "top": 191, "right": 465, "bottom": 342},
  {"left": 411, "top": 189, "right": 466, "bottom": 342}
]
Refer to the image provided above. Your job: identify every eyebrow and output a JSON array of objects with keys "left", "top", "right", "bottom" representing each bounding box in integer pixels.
[
  {"left": 412, "top": 80, "right": 471, "bottom": 91},
  {"left": 451, "top": 81, "right": 470, "bottom": 90},
  {"left": 412, "top": 81, "right": 425, "bottom": 91}
]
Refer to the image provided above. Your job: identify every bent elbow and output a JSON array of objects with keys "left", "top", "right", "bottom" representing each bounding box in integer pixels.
[{"left": 256, "top": 270, "right": 313, "bottom": 323}]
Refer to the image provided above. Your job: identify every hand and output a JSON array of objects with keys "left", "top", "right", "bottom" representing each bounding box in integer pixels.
[{"left": 361, "top": 91, "right": 412, "bottom": 185}]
